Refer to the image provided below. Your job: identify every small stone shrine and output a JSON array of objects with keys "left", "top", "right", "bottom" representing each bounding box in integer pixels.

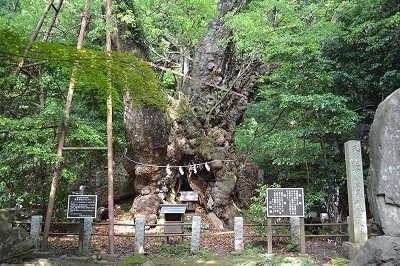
[
  {"left": 0, "top": 208, "right": 35, "bottom": 263},
  {"left": 352, "top": 88, "right": 400, "bottom": 265}
]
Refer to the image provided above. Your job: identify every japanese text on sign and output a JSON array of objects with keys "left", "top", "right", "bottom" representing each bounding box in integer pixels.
[
  {"left": 266, "top": 188, "right": 304, "bottom": 217},
  {"left": 67, "top": 195, "right": 97, "bottom": 218}
]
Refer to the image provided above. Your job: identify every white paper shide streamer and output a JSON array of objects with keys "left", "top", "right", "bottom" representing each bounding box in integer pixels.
[
  {"left": 166, "top": 164, "right": 172, "bottom": 176},
  {"left": 205, "top": 162, "right": 210, "bottom": 171},
  {"left": 193, "top": 164, "right": 197, "bottom": 174},
  {"left": 179, "top": 166, "right": 184, "bottom": 175}
]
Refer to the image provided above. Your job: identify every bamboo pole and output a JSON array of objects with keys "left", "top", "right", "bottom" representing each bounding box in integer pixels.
[
  {"left": 41, "top": 0, "right": 91, "bottom": 251},
  {"left": 15, "top": 0, "right": 58, "bottom": 76},
  {"left": 62, "top": 147, "right": 108, "bottom": 151},
  {"left": 105, "top": 0, "right": 115, "bottom": 255},
  {"left": 24, "top": 0, "right": 64, "bottom": 86}
]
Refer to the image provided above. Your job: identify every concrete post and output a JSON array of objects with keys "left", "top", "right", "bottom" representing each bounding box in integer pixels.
[
  {"left": 234, "top": 217, "right": 244, "bottom": 252},
  {"left": 191, "top": 216, "right": 201, "bottom": 253},
  {"left": 257, "top": 169, "right": 265, "bottom": 184},
  {"left": 135, "top": 218, "right": 145, "bottom": 254},
  {"left": 82, "top": 218, "right": 93, "bottom": 256},
  {"left": 290, "top": 216, "right": 300, "bottom": 245},
  {"left": 30, "top": 215, "right": 43, "bottom": 251}
]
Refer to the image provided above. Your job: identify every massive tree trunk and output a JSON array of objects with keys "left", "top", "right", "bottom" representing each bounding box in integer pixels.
[{"left": 122, "top": 0, "right": 264, "bottom": 228}]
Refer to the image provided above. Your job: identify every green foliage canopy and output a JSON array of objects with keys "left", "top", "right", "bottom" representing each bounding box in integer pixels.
[{"left": 0, "top": 6, "right": 166, "bottom": 209}]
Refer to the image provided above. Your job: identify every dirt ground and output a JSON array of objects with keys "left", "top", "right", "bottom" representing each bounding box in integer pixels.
[
  {"left": 34, "top": 204, "right": 349, "bottom": 266},
  {"left": 7, "top": 202, "right": 349, "bottom": 266},
  {"left": 20, "top": 233, "right": 347, "bottom": 266}
]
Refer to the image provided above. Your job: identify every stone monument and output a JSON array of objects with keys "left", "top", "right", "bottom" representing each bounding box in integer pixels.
[
  {"left": 342, "top": 140, "right": 368, "bottom": 259},
  {"left": 352, "top": 88, "right": 400, "bottom": 265}
]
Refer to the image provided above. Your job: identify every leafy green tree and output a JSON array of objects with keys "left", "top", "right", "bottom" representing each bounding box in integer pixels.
[
  {"left": 131, "top": 0, "right": 217, "bottom": 54},
  {"left": 0, "top": 0, "right": 398, "bottom": 221},
  {"left": 326, "top": 0, "right": 400, "bottom": 122},
  {"left": 228, "top": 0, "right": 362, "bottom": 214},
  {"left": 0, "top": 0, "right": 166, "bottom": 212},
  {"left": 127, "top": 0, "right": 218, "bottom": 87}
]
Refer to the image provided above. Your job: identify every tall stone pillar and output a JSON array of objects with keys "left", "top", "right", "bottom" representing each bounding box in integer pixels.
[
  {"left": 82, "top": 218, "right": 93, "bottom": 256},
  {"left": 343, "top": 140, "right": 368, "bottom": 259},
  {"left": 234, "top": 217, "right": 244, "bottom": 252},
  {"left": 191, "top": 216, "right": 201, "bottom": 253},
  {"left": 290, "top": 217, "right": 300, "bottom": 245},
  {"left": 30, "top": 215, "right": 43, "bottom": 251},
  {"left": 135, "top": 217, "right": 146, "bottom": 254}
]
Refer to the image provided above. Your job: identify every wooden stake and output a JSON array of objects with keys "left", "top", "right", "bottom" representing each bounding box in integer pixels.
[
  {"left": 267, "top": 217, "right": 273, "bottom": 254},
  {"left": 105, "top": 0, "right": 115, "bottom": 255},
  {"left": 300, "top": 217, "right": 306, "bottom": 254},
  {"left": 41, "top": 0, "right": 91, "bottom": 251}
]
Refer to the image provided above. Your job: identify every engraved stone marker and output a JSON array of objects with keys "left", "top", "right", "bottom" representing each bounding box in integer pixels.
[
  {"left": 82, "top": 218, "right": 93, "bottom": 256},
  {"left": 30, "top": 215, "right": 42, "bottom": 251},
  {"left": 343, "top": 140, "right": 368, "bottom": 259},
  {"left": 345, "top": 141, "right": 368, "bottom": 244}
]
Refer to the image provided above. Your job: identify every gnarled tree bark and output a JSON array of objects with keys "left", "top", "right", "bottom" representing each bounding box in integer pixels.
[{"left": 122, "top": 0, "right": 265, "bottom": 228}]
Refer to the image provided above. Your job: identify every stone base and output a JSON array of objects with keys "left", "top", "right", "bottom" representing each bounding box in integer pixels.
[
  {"left": 100, "top": 253, "right": 120, "bottom": 262},
  {"left": 230, "top": 251, "right": 243, "bottom": 255},
  {"left": 65, "top": 256, "right": 91, "bottom": 262},
  {"left": 32, "top": 251, "right": 54, "bottom": 258},
  {"left": 342, "top": 242, "right": 363, "bottom": 260}
]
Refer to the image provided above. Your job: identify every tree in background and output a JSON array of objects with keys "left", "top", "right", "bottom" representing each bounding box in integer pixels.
[
  {"left": 230, "top": 0, "right": 398, "bottom": 219},
  {"left": 0, "top": 0, "right": 398, "bottom": 226},
  {"left": 0, "top": 0, "right": 164, "bottom": 214}
]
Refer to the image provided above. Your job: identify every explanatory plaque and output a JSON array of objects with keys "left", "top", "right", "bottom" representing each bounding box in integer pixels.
[
  {"left": 267, "top": 188, "right": 304, "bottom": 217},
  {"left": 67, "top": 195, "right": 97, "bottom": 218}
]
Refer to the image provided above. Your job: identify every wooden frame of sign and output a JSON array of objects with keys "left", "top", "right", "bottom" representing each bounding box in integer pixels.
[
  {"left": 67, "top": 195, "right": 97, "bottom": 219},
  {"left": 266, "top": 188, "right": 305, "bottom": 254}
]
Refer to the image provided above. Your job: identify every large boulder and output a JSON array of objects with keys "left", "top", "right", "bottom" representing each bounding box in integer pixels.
[
  {"left": 0, "top": 208, "right": 35, "bottom": 263},
  {"left": 351, "top": 236, "right": 400, "bottom": 265},
  {"left": 368, "top": 88, "right": 400, "bottom": 237}
]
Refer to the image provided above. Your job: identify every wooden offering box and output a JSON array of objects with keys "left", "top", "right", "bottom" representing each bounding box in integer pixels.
[{"left": 159, "top": 204, "right": 187, "bottom": 234}]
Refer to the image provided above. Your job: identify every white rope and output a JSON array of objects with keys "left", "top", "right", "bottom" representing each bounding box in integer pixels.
[{"left": 123, "top": 154, "right": 235, "bottom": 168}]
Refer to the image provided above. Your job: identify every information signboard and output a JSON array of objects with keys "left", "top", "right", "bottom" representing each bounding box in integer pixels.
[
  {"left": 266, "top": 188, "right": 304, "bottom": 217},
  {"left": 67, "top": 195, "right": 97, "bottom": 218}
]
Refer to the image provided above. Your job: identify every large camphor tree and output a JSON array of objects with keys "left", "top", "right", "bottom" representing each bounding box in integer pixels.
[{"left": 121, "top": 0, "right": 264, "bottom": 228}]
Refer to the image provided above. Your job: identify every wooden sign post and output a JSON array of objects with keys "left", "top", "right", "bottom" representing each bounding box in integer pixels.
[
  {"left": 67, "top": 194, "right": 97, "bottom": 256},
  {"left": 266, "top": 188, "right": 305, "bottom": 254}
]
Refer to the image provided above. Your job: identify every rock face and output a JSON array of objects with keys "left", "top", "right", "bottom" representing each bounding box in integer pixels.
[
  {"left": 354, "top": 89, "right": 400, "bottom": 264},
  {"left": 352, "top": 236, "right": 400, "bottom": 265},
  {"left": 368, "top": 88, "right": 400, "bottom": 236},
  {"left": 0, "top": 208, "right": 35, "bottom": 263}
]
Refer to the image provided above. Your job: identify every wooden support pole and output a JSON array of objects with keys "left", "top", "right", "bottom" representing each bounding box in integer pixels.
[
  {"left": 15, "top": 0, "right": 55, "bottom": 76},
  {"left": 105, "top": 0, "right": 115, "bottom": 255},
  {"left": 300, "top": 217, "right": 306, "bottom": 254},
  {"left": 62, "top": 147, "right": 108, "bottom": 151},
  {"left": 267, "top": 217, "right": 273, "bottom": 254},
  {"left": 40, "top": 0, "right": 91, "bottom": 251}
]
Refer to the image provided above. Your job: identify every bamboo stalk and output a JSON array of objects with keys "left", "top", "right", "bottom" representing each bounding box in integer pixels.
[{"left": 41, "top": 0, "right": 91, "bottom": 251}]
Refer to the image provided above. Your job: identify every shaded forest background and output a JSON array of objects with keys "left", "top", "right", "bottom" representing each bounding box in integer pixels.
[{"left": 0, "top": 0, "right": 399, "bottom": 224}]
